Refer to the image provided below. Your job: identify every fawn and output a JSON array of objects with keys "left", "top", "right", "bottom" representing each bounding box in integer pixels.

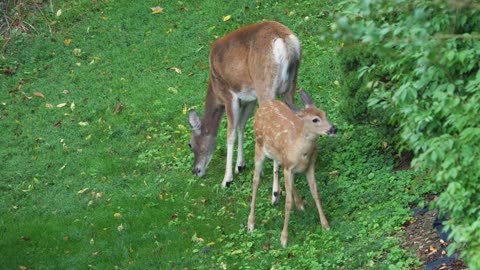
[{"left": 248, "top": 89, "right": 336, "bottom": 248}]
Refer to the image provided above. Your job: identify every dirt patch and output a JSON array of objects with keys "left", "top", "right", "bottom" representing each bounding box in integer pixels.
[
  {"left": 402, "top": 207, "right": 467, "bottom": 270},
  {"left": 394, "top": 152, "right": 467, "bottom": 269},
  {"left": 393, "top": 150, "right": 414, "bottom": 171}
]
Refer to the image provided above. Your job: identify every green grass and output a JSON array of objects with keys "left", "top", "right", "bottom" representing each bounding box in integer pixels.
[{"left": 1, "top": 0, "right": 429, "bottom": 269}]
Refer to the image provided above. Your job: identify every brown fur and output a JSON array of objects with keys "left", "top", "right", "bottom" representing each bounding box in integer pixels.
[
  {"left": 248, "top": 90, "right": 336, "bottom": 248},
  {"left": 188, "top": 21, "right": 301, "bottom": 187}
]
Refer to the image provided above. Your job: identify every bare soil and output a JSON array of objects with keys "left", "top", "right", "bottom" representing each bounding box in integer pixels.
[
  {"left": 402, "top": 208, "right": 467, "bottom": 270},
  {"left": 395, "top": 152, "right": 467, "bottom": 270}
]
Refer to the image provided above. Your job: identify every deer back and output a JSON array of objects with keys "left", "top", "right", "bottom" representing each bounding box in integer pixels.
[{"left": 209, "top": 21, "right": 301, "bottom": 103}]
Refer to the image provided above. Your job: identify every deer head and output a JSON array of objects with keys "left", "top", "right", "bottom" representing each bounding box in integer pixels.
[
  {"left": 188, "top": 110, "right": 217, "bottom": 177},
  {"left": 287, "top": 89, "right": 337, "bottom": 137}
]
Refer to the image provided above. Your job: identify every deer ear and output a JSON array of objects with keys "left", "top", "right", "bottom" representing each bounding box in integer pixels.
[
  {"left": 299, "top": 89, "right": 314, "bottom": 108},
  {"left": 285, "top": 100, "right": 300, "bottom": 113},
  {"left": 188, "top": 110, "right": 202, "bottom": 134}
]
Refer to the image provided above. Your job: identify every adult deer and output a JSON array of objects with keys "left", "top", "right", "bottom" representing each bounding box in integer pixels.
[
  {"left": 248, "top": 90, "right": 336, "bottom": 248},
  {"left": 188, "top": 21, "right": 301, "bottom": 187}
]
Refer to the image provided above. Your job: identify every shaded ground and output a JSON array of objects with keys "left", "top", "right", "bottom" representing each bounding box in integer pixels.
[
  {"left": 402, "top": 207, "right": 467, "bottom": 270},
  {"left": 395, "top": 152, "right": 467, "bottom": 270}
]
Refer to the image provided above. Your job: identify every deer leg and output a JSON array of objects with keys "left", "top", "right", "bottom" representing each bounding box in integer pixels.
[
  {"left": 292, "top": 185, "right": 304, "bottom": 211},
  {"left": 306, "top": 163, "right": 330, "bottom": 230},
  {"left": 221, "top": 99, "right": 240, "bottom": 188},
  {"left": 283, "top": 59, "right": 299, "bottom": 106},
  {"left": 283, "top": 86, "right": 295, "bottom": 106},
  {"left": 281, "top": 167, "right": 294, "bottom": 248},
  {"left": 248, "top": 147, "right": 265, "bottom": 232},
  {"left": 272, "top": 160, "right": 282, "bottom": 205},
  {"left": 235, "top": 101, "right": 255, "bottom": 174}
]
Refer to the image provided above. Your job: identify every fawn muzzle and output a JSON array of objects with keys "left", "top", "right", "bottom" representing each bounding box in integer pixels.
[{"left": 328, "top": 126, "right": 337, "bottom": 136}]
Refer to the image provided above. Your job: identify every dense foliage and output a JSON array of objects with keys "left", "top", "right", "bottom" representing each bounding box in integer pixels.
[
  {"left": 1, "top": 0, "right": 430, "bottom": 269},
  {"left": 332, "top": 0, "right": 480, "bottom": 267}
]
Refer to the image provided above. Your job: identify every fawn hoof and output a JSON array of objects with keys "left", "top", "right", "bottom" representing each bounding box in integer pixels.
[
  {"left": 247, "top": 216, "right": 255, "bottom": 232},
  {"left": 280, "top": 232, "right": 288, "bottom": 248}
]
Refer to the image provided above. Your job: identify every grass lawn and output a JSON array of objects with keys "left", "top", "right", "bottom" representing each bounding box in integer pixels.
[{"left": 1, "top": 0, "right": 428, "bottom": 269}]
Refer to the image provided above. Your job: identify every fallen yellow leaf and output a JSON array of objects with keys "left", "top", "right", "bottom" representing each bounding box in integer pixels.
[
  {"left": 95, "top": 192, "right": 103, "bottom": 199},
  {"left": 57, "top": 102, "right": 67, "bottom": 108},
  {"left": 64, "top": 39, "right": 72, "bottom": 46},
  {"left": 223, "top": 15, "right": 232, "bottom": 21},
  {"left": 191, "top": 233, "right": 204, "bottom": 243},
  {"left": 151, "top": 6, "right": 164, "bottom": 14},
  {"left": 73, "top": 48, "right": 82, "bottom": 57},
  {"left": 89, "top": 56, "right": 101, "bottom": 65},
  {"left": 77, "top": 188, "right": 90, "bottom": 194},
  {"left": 171, "top": 67, "right": 182, "bottom": 74},
  {"left": 33, "top": 92, "right": 45, "bottom": 98},
  {"left": 22, "top": 185, "right": 34, "bottom": 192}
]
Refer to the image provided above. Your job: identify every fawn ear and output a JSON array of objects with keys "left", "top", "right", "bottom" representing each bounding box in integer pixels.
[
  {"left": 299, "top": 89, "right": 314, "bottom": 108},
  {"left": 188, "top": 110, "right": 202, "bottom": 135}
]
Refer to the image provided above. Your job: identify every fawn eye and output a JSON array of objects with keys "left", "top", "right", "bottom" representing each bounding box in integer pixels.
[{"left": 312, "top": 118, "right": 321, "bottom": 123}]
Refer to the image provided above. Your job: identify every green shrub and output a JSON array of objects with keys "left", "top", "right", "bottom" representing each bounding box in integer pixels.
[
  {"left": 332, "top": 0, "right": 480, "bottom": 268},
  {"left": 337, "top": 45, "right": 385, "bottom": 123}
]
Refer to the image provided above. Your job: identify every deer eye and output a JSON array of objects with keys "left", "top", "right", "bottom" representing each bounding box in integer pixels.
[{"left": 312, "top": 118, "right": 321, "bottom": 123}]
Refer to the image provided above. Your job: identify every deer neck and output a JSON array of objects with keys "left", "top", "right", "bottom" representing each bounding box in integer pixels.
[
  {"left": 202, "top": 82, "right": 225, "bottom": 136},
  {"left": 300, "top": 123, "right": 320, "bottom": 145}
]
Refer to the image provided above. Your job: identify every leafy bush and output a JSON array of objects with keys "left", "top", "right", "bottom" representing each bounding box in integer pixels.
[
  {"left": 337, "top": 45, "right": 385, "bottom": 123},
  {"left": 332, "top": 0, "right": 480, "bottom": 268}
]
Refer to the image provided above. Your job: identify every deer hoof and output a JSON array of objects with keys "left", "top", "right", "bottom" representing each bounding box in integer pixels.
[
  {"left": 272, "top": 191, "right": 281, "bottom": 205},
  {"left": 236, "top": 165, "right": 246, "bottom": 173},
  {"left": 280, "top": 232, "right": 288, "bottom": 248}
]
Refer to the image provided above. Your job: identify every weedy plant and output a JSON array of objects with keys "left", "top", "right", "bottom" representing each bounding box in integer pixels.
[{"left": 0, "top": 0, "right": 45, "bottom": 40}]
